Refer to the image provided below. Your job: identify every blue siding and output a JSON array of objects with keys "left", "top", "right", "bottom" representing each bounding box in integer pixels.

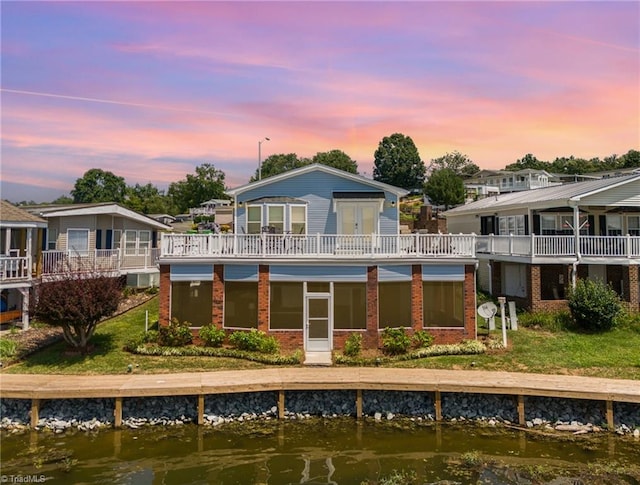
[
  {"left": 422, "top": 265, "right": 465, "bottom": 281},
  {"left": 270, "top": 265, "right": 367, "bottom": 282},
  {"left": 170, "top": 264, "right": 214, "bottom": 281},
  {"left": 235, "top": 171, "right": 399, "bottom": 235},
  {"left": 224, "top": 265, "right": 259, "bottom": 282},
  {"left": 378, "top": 265, "right": 412, "bottom": 282}
]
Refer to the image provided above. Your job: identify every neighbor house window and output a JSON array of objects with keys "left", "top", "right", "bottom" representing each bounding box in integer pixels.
[
  {"left": 378, "top": 282, "right": 411, "bottom": 328},
  {"left": 423, "top": 281, "right": 464, "bottom": 327},
  {"left": 67, "top": 229, "right": 89, "bottom": 256},
  {"left": 628, "top": 216, "right": 640, "bottom": 236},
  {"left": 270, "top": 282, "right": 303, "bottom": 330},
  {"left": 124, "top": 230, "right": 151, "bottom": 256},
  {"left": 334, "top": 282, "right": 366, "bottom": 330},
  {"left": 247, "top": 206, "right": 262, "bottom": 234},
  {"left": 171, "top": 280, "right": 212, "bottom": 327},
  {"left": 112, "top": 230, "right": 122, "bottom": 250},
  {"left": 540, "top": 265, "right": 565, "bottom": 300},
  {"left": 607, "top": 215, "right": 622, "bottom": 236},
  {"left": 498, "top": 215, "right": 525, "bottom": 235},
  {"left": 290, "top": 205, "right": 306, "bottom": 234},
  {"left": 47, "top": 228, "right": 58, "bottom": 250}
]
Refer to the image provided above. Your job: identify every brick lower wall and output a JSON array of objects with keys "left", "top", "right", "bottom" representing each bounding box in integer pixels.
[{"left": 160, "top": 262, "right": 479, "bottom": 349}]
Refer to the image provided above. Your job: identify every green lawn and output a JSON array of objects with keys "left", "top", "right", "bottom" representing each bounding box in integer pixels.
[{"left": 4, "top": 298, "right": 640, "bottom": 379}]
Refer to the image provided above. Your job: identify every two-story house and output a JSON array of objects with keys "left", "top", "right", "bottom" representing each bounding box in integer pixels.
[
  {"left": 158, "top": 164, "right": 478, "bottom": 358},
  {"left": 445, "top": 174, "right": 640, "bottom": 312}
]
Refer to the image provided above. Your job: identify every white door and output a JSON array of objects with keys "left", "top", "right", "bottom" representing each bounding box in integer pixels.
[
  {"left": 304, "top": 295, "right": 332, "bottom": 351},
  {"left": 337, "top": 202, "right": 378, "bottom": 235}
]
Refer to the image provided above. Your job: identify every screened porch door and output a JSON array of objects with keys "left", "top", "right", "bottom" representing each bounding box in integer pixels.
[{"left": 304, "top": 294, "right": 332, "bottom": 352}]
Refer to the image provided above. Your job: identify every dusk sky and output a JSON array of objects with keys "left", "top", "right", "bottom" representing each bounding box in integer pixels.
[{"left": 1, "top": 1, "right": 638, "bottom": 203}]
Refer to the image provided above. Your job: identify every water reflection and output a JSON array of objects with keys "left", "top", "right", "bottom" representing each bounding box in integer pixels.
[{"left": 2, "top": 419, "right": 639, "bottom": 484}]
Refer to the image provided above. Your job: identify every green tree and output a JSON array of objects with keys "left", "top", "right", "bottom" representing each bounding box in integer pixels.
[
  {"left": 33, "top": 274, "right": 122, "bottom": 354},
  {"left": 430, "top": 151, "right": 479, "bottom": 178},
  {"left": 168, "top": 163, "right": 227, "bottom": 214},
  {"left": 250, "top": 153, "right": 309, "bottom": 182},
  {"left": 125, "top": 183, "right": 173, "bottom": 214},
  {"left": 619, "top": 149, "right": 640, "bottom": 169},
  {"left": 71, "top": 168, "right": 127, "bottom": 203},
  {"left": 424, "top": 168, "right": 465, "bottom": 209},
  {"left": 504, "top": 153, "right": 548, "bottom": 171},
  {"left": 311, "top": 149, "right": 358, "bottom": 173},
  {"left": 373, "top": 133, "right": 425, "bottom": 189},
  {"left": 51, "top": 195, "right": 73, "bottom": 204}
]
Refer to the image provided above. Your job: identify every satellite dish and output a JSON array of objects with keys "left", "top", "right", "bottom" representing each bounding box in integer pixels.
[{"left": 477, "top": 302, "right": 498, "bottom": 319}]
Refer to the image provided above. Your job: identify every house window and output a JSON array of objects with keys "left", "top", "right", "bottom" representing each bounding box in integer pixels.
[
  {"left": 290, "top": 205, "right": 306, "bottom": 234},
  {"left": 378, "top": 281, "right": 411, "bottom": 328},
  {"left": 171, "top": 280, "right": 212, "bottom": 327},
  {"left": 47, "top": 228, "right": 58, "bottom": 250},
  {"left": 247, "top": 206, "right": 262, "bottom": 234},
  {"left": 224, "top": 282, "right": 258, "bottom": 329},
  {"left": 124, "top": 230, "right": 151, "bottom": 256},
  {"left": 423, "top": 281, "right": 464, "bottom": 327},
  {"left": 540, "top": 265, "right": 565, "bottom": 300},
  {"left": 497, "top": 215, "right": 525, "bottom": 235},
  {"left": 334, "top": 282, "right": 366, "bottom": 330},
  {"left": 628, "top": 216, "right": 640, "bottom": 236},
  {"left": 113, "top": 230, "right": 122, "bottom": 250},
  {"left": 67, "top": 229, "right": 89, "bottom": 256},
  {"left": 267, "top": 205, "right": 285, "bottom": 233},
  {"left": 270, "top": 282, "right": 303, "bottom": 330},
  {"left": 607, "top": 215, "right": 622, "bottom": 236}
]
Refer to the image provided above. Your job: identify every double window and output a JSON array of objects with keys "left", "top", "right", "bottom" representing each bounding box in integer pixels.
[
  {"left": 498, "top": 215, "right": 525, "bottom": 235},
  {"left": 124, "top": 230, "right": 151, "bottom": 255}
]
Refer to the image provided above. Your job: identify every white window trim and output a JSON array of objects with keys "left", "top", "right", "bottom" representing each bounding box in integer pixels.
[
  {"left": 289, "top": 204, "right": 307, "bottom": 235},
  {"left": 246, "top": 205, "right": 263, "bottom": 234}
]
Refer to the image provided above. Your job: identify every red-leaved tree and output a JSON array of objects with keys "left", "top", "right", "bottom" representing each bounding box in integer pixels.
[{"left": 33, "top": 274, "right": 122, "bottom": 354}]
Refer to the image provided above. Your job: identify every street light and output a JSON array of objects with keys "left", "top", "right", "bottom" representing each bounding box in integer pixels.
[{"left": 258, "top": 137, "right": 270, "bottom": 181}]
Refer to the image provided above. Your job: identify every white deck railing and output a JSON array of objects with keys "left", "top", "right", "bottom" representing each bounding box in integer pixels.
[
  {"left": 41, "top": 248, "right": 159, "bottom": 276},
  {"left": 159, "top": 233, "right": 476, "bottom": 259},
  {"left": 0, "top": 256, "right": 30, "bottom": 282},
  {"left": 476, "top": 234, "right": 640, "bottom": 258}
]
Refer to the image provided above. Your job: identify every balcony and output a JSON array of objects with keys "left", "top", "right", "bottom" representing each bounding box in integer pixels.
[
  {"left": 476, "top": 234, "right": 640, "bottom": 260},
  {"left": 0, "top": 256, "right": 30, "bottom": 282},
  {"left": 159, "top": 233, "right": 476, "bottom": 260}
]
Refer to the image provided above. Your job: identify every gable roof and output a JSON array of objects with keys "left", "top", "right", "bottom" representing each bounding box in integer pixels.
[
  {"left": 0, "top": 200, "right": 48, "bottom": 228},
  {"left": 445, "top": 174, "right": 640, "bottom": 216},
  {"left": 226, "top": 164, "right": 409, "bottom": 198},
  {"left": 24, "top": 202, "right": 172, "bottom": 230}
]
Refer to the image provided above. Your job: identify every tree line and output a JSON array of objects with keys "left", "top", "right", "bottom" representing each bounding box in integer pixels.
[{"left": 13, "top": 133, "right": 639, "bottom": 214}]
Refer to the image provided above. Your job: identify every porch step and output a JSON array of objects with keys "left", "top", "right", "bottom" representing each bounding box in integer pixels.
[{"left": 303, "top": 351, "right": 333, "bottom": 366}]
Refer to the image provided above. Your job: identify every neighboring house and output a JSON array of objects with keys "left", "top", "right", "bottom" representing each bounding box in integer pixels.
[
  {"left": 25, "top": 203, "right": 172, "bottom": 288},
  {"left": 148, "top": 214, "right": 177, "bottom": 226},
  {"left": 0, "top": 201, "right": 48, "bottom": 328},
  {"left": 465, "top": 169, "right": 561, "bottom": 194},
  {"left": 158, "top": 164, "right": 478, "bottom": 355},
  {"left": 445, "top": 174, "right": 640, "bottom": 312},
  {"left": 189, "top": 198, "right": 232, "bottom": 218}
]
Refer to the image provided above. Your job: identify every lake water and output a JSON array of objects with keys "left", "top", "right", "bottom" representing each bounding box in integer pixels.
[{"left": 1, "top": 420, "right": 639, "bottom": 484}]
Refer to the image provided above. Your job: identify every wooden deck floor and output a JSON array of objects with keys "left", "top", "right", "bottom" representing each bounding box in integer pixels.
[{"left": 2, "top": 369, "right": 639, "bottom": 428}]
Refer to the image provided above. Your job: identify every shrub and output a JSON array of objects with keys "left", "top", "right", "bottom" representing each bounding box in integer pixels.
[
  {"left": 343, "top": 333, "right": 362, "bottom": 357},
  {"left": 229, "top": 329, "right": 279, "bottom": 354},
  {"left": 412, "top": 330, "right": 434, "bottom": 348},
  {"left": 568, "top": 279, "right": 622, "bottom": 332},
  {"left": 518, "top": 310, "right": 571, "bottom": 332},
  {"left": 199, "top": 325, "right": 226, "bottom": 347},
  {"left": 124, "top": 330, "right": 158, "bottom": 352},
  {"left": 158, "top": 318, "right": 193, "bottom": 347},
  {"left": 381, "top": 327, "right": 412, "bottom": 355}
]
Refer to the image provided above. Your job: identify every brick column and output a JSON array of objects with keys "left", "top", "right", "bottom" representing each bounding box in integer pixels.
[
  {"left": 628, "top": 265, "right": 639, "bottom": 312},
  {"left": 212, "top": 265, "right": 224, "bottom": 328},
  {"left": 529, "top": 264, "right": 540, "bottom": 312},
  {"left": 366, "top": 266, "right": 378, "bottom": 349},
  {"left": 411, "top": 265, "right": 423, "bottom": 333},
  {"left": 464, "top": 264, "right": 476, "bottom": 340},
  {"left": 257, "top": 265, "right": 270, "bottom": 333},
  {"left": 159, "top": 264, "right": 170, "bottom": 327}
]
